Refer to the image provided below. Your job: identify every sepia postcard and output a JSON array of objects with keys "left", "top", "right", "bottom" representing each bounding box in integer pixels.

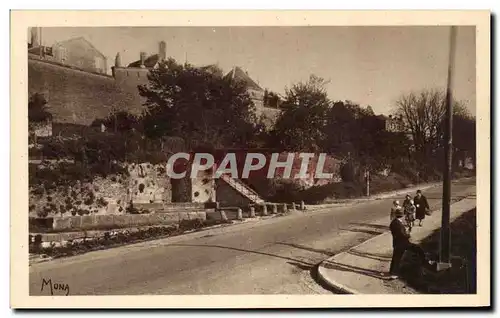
[{"left": 10, "top": 10, "right": 490, "bottom": 309}]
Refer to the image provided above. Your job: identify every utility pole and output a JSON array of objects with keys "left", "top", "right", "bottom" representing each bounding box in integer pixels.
[
  {"left": 365, "top": 168, "right": 370, "bottom": 197},
  {"left": 39, "top": 27, "right": 43, "bottom": 58},
  {"left": 438, "top": 25, "right": 457, "bottom": 271}
]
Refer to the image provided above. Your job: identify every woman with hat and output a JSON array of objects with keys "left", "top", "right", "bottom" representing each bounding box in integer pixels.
[{"left": 414, "top": 189, "right": 430, "bottom": 226}]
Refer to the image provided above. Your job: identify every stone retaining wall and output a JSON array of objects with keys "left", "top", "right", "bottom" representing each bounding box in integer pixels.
[{"left": 51, "top": 211, "right": 206, "bottom": 231}]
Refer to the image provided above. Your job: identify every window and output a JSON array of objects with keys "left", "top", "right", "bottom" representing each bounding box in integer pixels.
[
  {"left": 94, "top": 57, "right": 102, "bottom": 71},
  {"left": 59, "top": 47, "right": 68, "bottom": 62}
]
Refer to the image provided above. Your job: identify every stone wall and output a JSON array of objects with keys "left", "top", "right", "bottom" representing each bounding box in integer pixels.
[
  {"left": 29, "top": 161, "right": 173, "bottom": 218},
  {"left": 191, "top": 169, "right": 216, "bottom": 203},
  {"left": 28, "top": 55, "right": 140, "bottom": 125},
  {"left": 126, "top": 163, "right": 171, "bottom": 204},
  {"left": 51, "top": 211, "right": 206, "bottom": 231}
]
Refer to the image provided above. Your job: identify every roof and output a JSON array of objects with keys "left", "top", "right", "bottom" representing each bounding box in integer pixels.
[
  {"left": 128, "top": 54, "right": 160, "bottom": 68},
  {"left": 28, "top": 46, "right": 44, "bottom": 55},
  {"left": 28, "top": 53, "right": 113, "bottom": 79},
  {"left": 52, "top": 37, "right": 106, "bottom": 59},
  {"left": 224, "top": 67, "right": 263, "bottom": 91}
]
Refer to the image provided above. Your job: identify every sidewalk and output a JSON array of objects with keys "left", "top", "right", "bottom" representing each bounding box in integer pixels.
[
  {"left": 307, "top": 177, "right": 474, "bottom": 211},
  {"left": 306, "top": 180, "right": 444, "bottom": 211},
  {"left": 317, "top": 193, "right": 477, "bottom": 294}
]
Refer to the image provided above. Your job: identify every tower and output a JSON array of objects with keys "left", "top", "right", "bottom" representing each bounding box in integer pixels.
[
  {"left": 140, "top": 52, "right": 147, "bottom": 68},
  {"left": 115, "top": 52, "right": 122, "bottom": 67},
  {"left": 30, "top": 27, "right": 40, "bottom": 47},
  {"left": 159, "top": 41, "right": 166, "bottom": 61}
]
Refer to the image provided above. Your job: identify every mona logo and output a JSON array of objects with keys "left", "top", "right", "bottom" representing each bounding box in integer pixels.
[{"left": 41, "top": 278, "right": 70, "bottom": 296}]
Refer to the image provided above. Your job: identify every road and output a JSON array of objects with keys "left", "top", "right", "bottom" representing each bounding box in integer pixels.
[{"left": 30, "top": 178, "right": 475, "bottom": 295}]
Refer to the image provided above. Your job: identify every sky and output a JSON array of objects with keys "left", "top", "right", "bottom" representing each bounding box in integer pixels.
[{"left": 34, "top": 26, "right": 476, "bottom": 116}]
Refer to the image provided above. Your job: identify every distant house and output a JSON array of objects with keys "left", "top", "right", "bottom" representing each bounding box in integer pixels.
[
  {"left": 28, "top": 29, "right": 108, "bottom": 75},
  {"left": 126, "top": 41, "right": 167, "bottom": 69},
  {"left": 225, "top": 66, "right": 265, "bottom": 108},
  {"left": 383, "top": 114, "right": 405, "bottom": 133},
  {"left": 50, "top": 37, "right": 108, "bottom": 74},
  {"left": 224, "top": 66, "right": 281, "bottom": 127}
]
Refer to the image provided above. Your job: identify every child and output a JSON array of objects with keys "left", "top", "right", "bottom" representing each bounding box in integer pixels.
[
  {"left": 404, "top": 200, "right": 416, "bottom": 231},
  {"left": 390, "top": 200, "right": 402, "bottom": 223}
]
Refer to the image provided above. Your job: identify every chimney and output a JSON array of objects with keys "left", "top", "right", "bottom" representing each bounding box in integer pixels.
[
  {"left": 115, "top": 52, "right": 122, "bottom": 67},
  {"left": 140, "top": 52, "right": 147, "bottom": 68},
  {"left": 30, "top": 27, "right": 39, "bottom": 47},
  {"left": 159, "top": 41, "right": 166, "bottom": 61}
]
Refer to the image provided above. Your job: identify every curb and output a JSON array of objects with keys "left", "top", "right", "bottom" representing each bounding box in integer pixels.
[
  {"left": 316, "top": 192, "right": 476, "bottom": 294},
  {"left": 317, "top": 264, "right": 360, "bottom": 294}
]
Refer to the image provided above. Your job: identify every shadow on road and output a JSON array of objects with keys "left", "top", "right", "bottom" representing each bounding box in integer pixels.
[
  {"left": 169, "top": 242, "right": 342, "bottom": 294},
  {"left": 338, "top": 227, "right": 384, "bottom": 236},
  {"left": 168, "top": 243, "right": 315, "bottom": 267},
  {"left": 274, "top": 242, "right": 336, "bottom": 257},
  {"left": 287, "top": 261, "right": 312, "bottom": 271},
  {"left": 348, "top": 223, "right": 389, "bottom": 230}
]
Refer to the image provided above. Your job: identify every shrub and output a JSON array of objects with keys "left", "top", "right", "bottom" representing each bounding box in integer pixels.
[
  {"left": 96, "top": 197, "right": 108, "bottom": 207},
  {"left": 83, "top": 191, "right": 95, "bottom": 205},
  {"left": 179, "top": 219, "right": 205, "bottom": 231},
  {"left": 37, "top": 209, "right": 49, "bottom": 218},
  {"left": 268, "top": 179, "right": 304, "bottom": 203},
  {"left": 126, "top": 201, "right": 139, "bottom": 214},
  {"left": 340, "top": 161, "right": 358, "bottom": 182},
  {"left": 29, "top": 217, "right": 54, "bottom": 232},
  {"left": 300, "top": 181, "right": 364, "bottom": 203}
]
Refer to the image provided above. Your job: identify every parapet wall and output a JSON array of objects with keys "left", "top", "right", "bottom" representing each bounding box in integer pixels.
[{"left": 28, "top": 56, "right": 142, "bottom": 125}]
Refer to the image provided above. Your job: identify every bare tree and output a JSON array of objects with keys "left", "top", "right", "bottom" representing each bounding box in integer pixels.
[
  {"left": 395, "top": 88, "right": 475, "bottom": 173},
  {"left": 395, "top": 89, "right": 447, "bottom": 165}
]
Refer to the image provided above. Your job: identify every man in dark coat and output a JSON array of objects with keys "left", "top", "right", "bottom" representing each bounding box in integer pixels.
[
  {"left": 414, "top": 189, "right": 430, "bottom": 226},
  {"left": 388, "top": 208, "right": 433, "bottom": 279}
]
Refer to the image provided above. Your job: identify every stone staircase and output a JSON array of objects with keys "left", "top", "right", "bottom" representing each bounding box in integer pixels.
[{"left": 220, "top": 174, "right": 265, "bottom": 204}]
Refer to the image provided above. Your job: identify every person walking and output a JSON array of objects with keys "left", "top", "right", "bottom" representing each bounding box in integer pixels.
[
  {"left": 388, "top": 209, "right": 434, "bottom": 279},
  {"left": 403, "top": 195, "right": 416, "bottom": 231},
  {"left": 414, "top": 189, "right": 430, "bottom": 226},
  {"left": 390, "top": 200, "right": 402, "bottom": 223}
]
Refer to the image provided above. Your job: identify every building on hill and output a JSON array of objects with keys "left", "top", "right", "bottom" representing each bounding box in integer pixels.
[
  {"left": 51, "top": 37, "right": 108, "bottom": 74},
  {"left": 224, "top": 66, "right": 281, "bottom": 127},
  {"left": 225, "top": 66, "right": 265, "bottom": 108},
  {"left": 383, "top": 114, "right": 405, "bottom": 133},
  {"left": 28, "top": 35, "right": 282, "bottom": 129},
  {"left": 28, "top": 28, "right": 108, "bottom": 75},
  {"left": 110, "top": 41, "right": 169, "bottom": 118}
]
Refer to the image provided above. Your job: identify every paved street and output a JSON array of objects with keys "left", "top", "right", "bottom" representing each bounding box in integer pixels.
[{"left": 30, "top": 178, "right": 475, "bottom": 295}]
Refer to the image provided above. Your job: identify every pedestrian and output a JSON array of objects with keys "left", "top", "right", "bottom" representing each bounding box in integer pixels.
[
  {"left": 388, "top": 208, "right": 434, "bottom": 279},
  {"left": 414, "top": 189, "right": 430, "bottom": 226},
  {"left": 403, "top": 195, "right": 416, "bottom": 231},
  {"left": 390, "top": 200, "right": 402, "bottom": 223}
]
